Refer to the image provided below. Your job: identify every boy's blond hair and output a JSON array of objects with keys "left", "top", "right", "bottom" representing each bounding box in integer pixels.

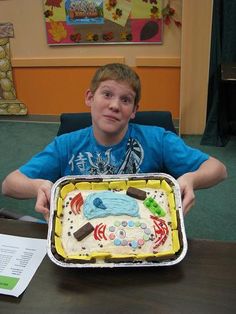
[{"left": 90, "top": 63, "right": 141, "bottom": 107}]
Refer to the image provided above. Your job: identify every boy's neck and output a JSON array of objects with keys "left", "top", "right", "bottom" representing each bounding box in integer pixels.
[{"left": 93, "top": 126, "right": 128, "bottom": 146}]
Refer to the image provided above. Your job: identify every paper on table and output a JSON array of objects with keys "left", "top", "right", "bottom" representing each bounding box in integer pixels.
[{"left": 0, "top": 234, "right": 47, "bottom": 297}]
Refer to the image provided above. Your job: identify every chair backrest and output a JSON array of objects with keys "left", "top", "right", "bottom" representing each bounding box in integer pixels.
[{"left": 57, "top": 111, "right": 176, "bottom": 136}]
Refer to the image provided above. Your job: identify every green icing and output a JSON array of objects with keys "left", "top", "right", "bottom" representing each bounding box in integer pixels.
[{"left": 143, "top": 197, "right": 166, "bottom": 217}]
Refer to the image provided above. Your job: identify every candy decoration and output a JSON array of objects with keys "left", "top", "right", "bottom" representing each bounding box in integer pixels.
[
  {"left": 143, "top": 197, "right": 166, "bottom": 217},
  {"left": 127, "top": 186, "right": 147, "bottom": 200},
  {"left": 114, "top": 239, "right": 121, "bottom": 246},
  {"left": 60, "top": 182, "right": 75, "bottom": 199},
  {"left": 73, "top": 222, "right": 94, "bottom": 241}
]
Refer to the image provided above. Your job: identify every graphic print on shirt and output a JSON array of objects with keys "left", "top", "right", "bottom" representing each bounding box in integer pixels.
[
  {"left": 117, "top": 138, "right": 144, "bottom": 174},
  {"left": 86, "top": 149, "right": 116, "bottom": 175},
  {"left": 69, "top": 138, "right": 144, "bottom": 175}
]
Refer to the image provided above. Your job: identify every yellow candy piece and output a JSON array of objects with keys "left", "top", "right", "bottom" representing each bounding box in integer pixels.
[
  {"left": 91, "top": 182, "right": 109, "bottom": 190},
  {"left": 90, "top": 252, "right": 111, "bottom": 258},
  {"left": 127, "top": 180, "right": 146, "bottom": 188},
  {"left": 109, "top": 180, "right": 127, "bottom": 190},
  {"left": 75, "top": 182, "right": 91, "bottom": 190},
  {"left": 55, "top": 236, "right": 67, "bottom": 258},
  {"left": 55, "top": 217, "right": 62, "bottom": 237},
  {"left": 171, "top": 210, "right": 178, "bottom": 229},
  {"left": 161, "top": 180, "right": 172, "bottom": 193},
  {"left": 154, "top": 250, "right": 175, "bottom": 257},
  {"left": 168, "top": 192, "right": 176, "bottom": 211},
  {"left": 172, "top": 230, "right": 180, "bottom": 252},
  {"left": 60, "top": 182, "right": 75, "bottom": 199},
  {"left": 110, "top": 254, "right": 136, "bottom": 259},
  {"left": 146, "top": 179, "right": 161, "bottom": 189},
  {"left": 67, "top": 254, "right": 92, "bottom": 261},
  {"left": 57, "top": 197, "right": 63, "bottom": 217}
]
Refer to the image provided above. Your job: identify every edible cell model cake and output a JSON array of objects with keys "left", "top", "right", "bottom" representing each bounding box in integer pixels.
[{"left": 49, "top": 175, "right": 185, "bottom": 266}]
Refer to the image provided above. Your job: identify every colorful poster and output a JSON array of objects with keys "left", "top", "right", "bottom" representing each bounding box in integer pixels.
[
  {"left": 43, "top": 0, "right": 163, "bottom": 45},
  {"left": 65, "top": 0, "right": 104, "bottom": 25}
]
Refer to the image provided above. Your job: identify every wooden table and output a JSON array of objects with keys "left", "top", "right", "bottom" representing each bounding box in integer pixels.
[{"left": 0, "top": 218, "right": 235, "bottom": 314}]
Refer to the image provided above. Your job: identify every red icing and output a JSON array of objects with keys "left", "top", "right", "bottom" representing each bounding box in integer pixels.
[
  {"left": 70, "top": 193, "right": 84, "bottom": 214},
  {"left": 94, "top": 223, "right": 107, "bottom": 241},
  {"left": 151, "top": 215, "right": 169, "bottom": 249}
]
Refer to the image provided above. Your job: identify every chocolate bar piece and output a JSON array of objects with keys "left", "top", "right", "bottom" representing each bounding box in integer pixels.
[
  {"left": 105, "top": 257, "right": 135, "bottom": 263},
  {"left": 73, "top": 222, "right": 94, "bottom": 241},
  {"left": 126, "top": 187, "right": 147, "bottom": 200}
]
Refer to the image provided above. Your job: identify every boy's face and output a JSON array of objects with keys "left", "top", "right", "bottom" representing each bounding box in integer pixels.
[{"left": 85, "top": 80, "right": 138, "bottom": 145}]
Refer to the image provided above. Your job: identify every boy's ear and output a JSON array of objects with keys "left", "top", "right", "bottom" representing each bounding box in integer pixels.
[
  {"left": 130, "top": 104, "right": 139, "bottom": 119},
  {"left": 85, "top": 89, "right": 94, "bottom": 107}
]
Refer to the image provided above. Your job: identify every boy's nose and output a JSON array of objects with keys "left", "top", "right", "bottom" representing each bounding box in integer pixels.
[{"left": 108, "top": 98, "right": 120, "bottom": 111}]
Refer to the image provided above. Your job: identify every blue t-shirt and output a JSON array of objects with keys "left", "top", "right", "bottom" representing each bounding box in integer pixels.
[{"left": 19, "top": 124, "right": 209, "bottom": 182}]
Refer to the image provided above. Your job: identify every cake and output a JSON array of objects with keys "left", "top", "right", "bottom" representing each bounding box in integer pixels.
[{"left": 48, "top": 174, "right": 186, "bottom": 267}]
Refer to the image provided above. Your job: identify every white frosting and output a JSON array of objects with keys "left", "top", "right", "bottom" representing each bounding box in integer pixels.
[{"left": 60, "top": 188, "right": 173, "bottom": 257}]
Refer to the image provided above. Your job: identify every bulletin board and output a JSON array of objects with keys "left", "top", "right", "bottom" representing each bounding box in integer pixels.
[{"left": 43, "top": 0, "right": 163, "bottom": 45}]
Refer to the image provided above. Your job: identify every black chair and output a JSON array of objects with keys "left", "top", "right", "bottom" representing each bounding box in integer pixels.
[{"left": 57, "top": 111, "right": 177, "bottom": 136}]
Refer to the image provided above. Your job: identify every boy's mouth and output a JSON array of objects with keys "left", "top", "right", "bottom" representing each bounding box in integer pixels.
[{"left": 103, "top": 114, "right": 120, "bottom": 122}]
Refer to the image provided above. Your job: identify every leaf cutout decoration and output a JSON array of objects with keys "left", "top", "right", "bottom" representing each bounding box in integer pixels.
[{"left": 140, "top": 21, "right": 159, "bottom": 41}]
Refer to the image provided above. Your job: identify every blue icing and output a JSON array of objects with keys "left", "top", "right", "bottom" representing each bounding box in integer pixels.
[{"left": 83, "top": 191, "right": 139, "bottom": 219}]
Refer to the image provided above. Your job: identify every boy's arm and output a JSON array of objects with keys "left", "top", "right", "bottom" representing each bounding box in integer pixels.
[
  {"left": 2, "top": 170, "right": 47, "bottom": 198},
  {"left": 177, "top": 157, "right": 227, "bottom": 215},
  {"left": 2, "top": 170, "right": 53, "bottom": 220}
]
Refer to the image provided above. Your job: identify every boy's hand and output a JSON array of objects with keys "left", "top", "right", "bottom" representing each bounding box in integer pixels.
[
  {"left": 35, "top": 180, "right": 53, "bottom": 221},
  {"left": 177, "top": 157, "right": 227, "bottom": 215},
  {"left": 177, "top": 174, "right": 195, "bottom": 215}
]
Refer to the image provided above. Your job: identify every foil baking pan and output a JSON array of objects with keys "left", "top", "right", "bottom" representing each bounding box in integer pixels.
[{"left": 47, "top": 173, "right": 188, "bottom": 268}]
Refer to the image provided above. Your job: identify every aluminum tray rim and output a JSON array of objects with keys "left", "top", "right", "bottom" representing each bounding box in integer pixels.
[{"left": 47, "top": 173, "right": 188, "bottom": 268}]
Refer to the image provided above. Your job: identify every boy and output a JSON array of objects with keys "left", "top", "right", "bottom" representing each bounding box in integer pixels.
[{"left": 2, "top": 63, "right": 227, "bottom": 221}]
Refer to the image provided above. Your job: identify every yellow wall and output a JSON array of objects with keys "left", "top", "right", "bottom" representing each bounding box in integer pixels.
[
  {"left": 1, "top": 1, "right": 213, "bottom": 134},
  {"left": 0, "top": 0, "right": 181, "bottom": 117}
]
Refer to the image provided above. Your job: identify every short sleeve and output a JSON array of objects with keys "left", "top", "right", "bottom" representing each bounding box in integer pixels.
[
  {"left": 19, "top": 139, "right": 61, "bottom": 182},
  {"left": 162, "top": 132, "right": 209, "bottom": 178}
]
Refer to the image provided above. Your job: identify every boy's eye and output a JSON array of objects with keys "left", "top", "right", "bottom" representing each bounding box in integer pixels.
[
  {"left": 121, "top": 96, "right": 133, "bottom": 105},
  {"left": 102, "top": 91, "right": 112, "bottom": 98}
]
